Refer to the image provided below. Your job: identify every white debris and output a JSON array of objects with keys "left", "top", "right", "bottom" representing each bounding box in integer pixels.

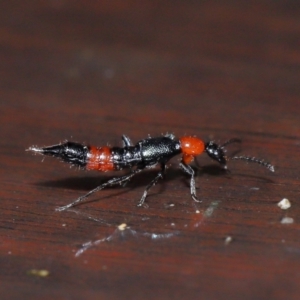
[
  {"left": 224, "top": 236, "right": 233, "bottom": 245},
  {"left": 277, "top": 198, "right": 291, "bottom": 210},
  {"left": 281, "top": 217, "right": 294, "bottom": 224},
  {"left": 117, "top": 223, "right": 127, "bottom": 231},
  {"left": 27, "top": 269, "right": 50, "bottom": 277}
]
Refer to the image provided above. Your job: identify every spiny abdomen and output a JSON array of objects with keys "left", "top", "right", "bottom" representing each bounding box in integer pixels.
[{"left": 28, "top": 142, "right": 115, "bottom": 172}]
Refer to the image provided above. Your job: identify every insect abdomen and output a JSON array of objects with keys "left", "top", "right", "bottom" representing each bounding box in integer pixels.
[
  {"left": 111, "top": 146, "right": 142, "bottom": 170},
  {"left": 33, "top": 142, "right": 89, "bottom": 167},
  {"left": 29, "top": 142, "right": 115, "bottom": 171},
  {"left": 86, "top": 146, "right": 114, "bottom": 171}
]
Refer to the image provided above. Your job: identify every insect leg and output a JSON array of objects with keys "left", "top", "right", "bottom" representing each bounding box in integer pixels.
[
  {"left": 122, "top": 135, "right": 133, "bottom": 147},
  {"left": 179, "top": 162, "right": 201, "bottom": 202},
  {"left": 137, "top": 163, "right": 166, "bottom": 207},
  {"left": 56, "top": 169, "right": 143, "bottom": 211}
]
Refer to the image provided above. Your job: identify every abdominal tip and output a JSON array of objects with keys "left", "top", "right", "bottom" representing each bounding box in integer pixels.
[{"left": 26, "top": 146, "right": 44, "bottom": 154}]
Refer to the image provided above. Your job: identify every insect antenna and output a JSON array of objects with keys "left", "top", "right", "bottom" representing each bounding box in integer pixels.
[
  {"left": 229, "top": 155, "right": 275, "bottom": 172},
  {"left": 221, "top": 138, "right": 241, "bottom": 148}
]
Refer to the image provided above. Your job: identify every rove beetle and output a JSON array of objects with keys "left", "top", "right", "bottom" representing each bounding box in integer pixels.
[{"left": 28, "top": 133, "right": 274, "bottom": 211}]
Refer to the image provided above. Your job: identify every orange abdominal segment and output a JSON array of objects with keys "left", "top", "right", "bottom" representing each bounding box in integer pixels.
[{"left": 86, "top": 146, "right": 114, "bottom": 171}]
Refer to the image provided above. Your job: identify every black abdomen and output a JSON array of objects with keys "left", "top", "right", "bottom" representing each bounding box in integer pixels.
[
  {"left": 111, "top": 145, "right": 142, "bottom": 170},
  {"left": 36, "top": 142, "right": 89, "bottom": 167}
]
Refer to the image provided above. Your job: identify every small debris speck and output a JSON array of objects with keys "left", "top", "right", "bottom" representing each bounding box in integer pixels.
[
  {"left": 27, "top": 269, "right": 50, "bottom": 277},
  {"left": 224, "top": 236, "right": 233, "bottom": 245},
  {"left": 195, "top": 210, "right": 200, "bottom": 214},
  {"left": 118, "top": 223, "right": 127, "bottom": 231},
  {"left": 277, "top": 198, "right": 291, "bottom": 210},
  {"left": 281, "top": 217, "right": 294, "bottom": 224},
  {"left": 164, "top": 203, "right": 175, "bottom": 208}
]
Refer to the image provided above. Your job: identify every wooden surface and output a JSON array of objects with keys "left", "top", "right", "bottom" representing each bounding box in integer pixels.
[{"left": 0, "top": 1, "right": 299, "bottom": 299}]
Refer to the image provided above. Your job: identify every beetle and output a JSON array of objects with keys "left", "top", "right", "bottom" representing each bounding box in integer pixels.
[{"left": 28, "top": 133, "right": 274, "bottom": 211}]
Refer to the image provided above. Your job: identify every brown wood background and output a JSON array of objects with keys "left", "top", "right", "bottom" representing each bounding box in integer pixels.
[{"left": 0, "top": 1, "right": 299, "bottom": 299}]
